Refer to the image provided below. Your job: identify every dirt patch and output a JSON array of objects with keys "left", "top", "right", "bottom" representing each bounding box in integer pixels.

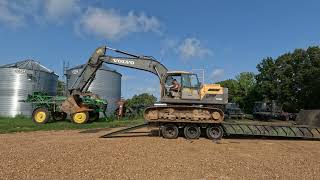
[{"left": 0, "top": 128, "right": 319, "bottom": 180}]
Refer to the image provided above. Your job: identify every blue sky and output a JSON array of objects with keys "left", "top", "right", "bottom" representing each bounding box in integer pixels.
[{"left": 0, "top": 0, "right": 319, "bottom": 98}]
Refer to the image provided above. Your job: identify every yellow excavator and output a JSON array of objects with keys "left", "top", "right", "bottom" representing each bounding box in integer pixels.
[{"left": 60, "top": 46, "right": 228, "bottom": 139}]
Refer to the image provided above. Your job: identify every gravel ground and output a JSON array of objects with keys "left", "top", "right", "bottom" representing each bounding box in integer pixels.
[{"left": 0, "top": 127, "right": 320, "bottom": 180}]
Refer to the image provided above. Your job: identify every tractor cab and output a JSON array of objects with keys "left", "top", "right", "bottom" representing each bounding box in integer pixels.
[{"left": 163, "top": 71, "right": 201, "bottom": 100}]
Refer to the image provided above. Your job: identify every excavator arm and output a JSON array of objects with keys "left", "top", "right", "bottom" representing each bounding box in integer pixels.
[
  {"left": 64, "top": 46, "right": 168, "bottom": 114},
  {"left": 69, "top": 46, "right": 106, "bottom": 94},
  {"left": 69, "top": 46, "right": 168, "bottom": 95},
  {"left": 101, "top": 47, "right": 168, "bottom": 81}
]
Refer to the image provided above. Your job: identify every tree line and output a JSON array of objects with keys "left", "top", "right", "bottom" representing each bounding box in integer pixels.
[{"left": 217, "top": 46, "right": 320, "bottom": 113}]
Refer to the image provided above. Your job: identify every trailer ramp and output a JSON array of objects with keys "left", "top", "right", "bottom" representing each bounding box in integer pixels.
[
  {"left": 100, "top": 123, "right": 149, "bottom": 138},
  {"left": 222, "top": 121, "right": 320, "bottom": 140}
]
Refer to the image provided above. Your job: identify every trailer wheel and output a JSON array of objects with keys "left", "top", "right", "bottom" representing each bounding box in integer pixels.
[
  {"left": 282, "top": 115, "right": 289, "bottom": 121},
  {"left": 161, "top": 124, "right": 179, "bottom": 139},
  {"left": 32, "top": 107, "right": 50, "bottom": 124},
  {"left": 183, "top": 124, "right": 201, "bottom": 139},
  {"left": 52, "top": 112, "right": 67, "bottom": 121},
  {"left": 206, "top": 126, "right": 223, "bottom": 140},
  {"left": 71, "top": 112, "right": 89, "bottom": 124},
  {"left": 89, "top": 111, "right": 100, "bottom": 121}
]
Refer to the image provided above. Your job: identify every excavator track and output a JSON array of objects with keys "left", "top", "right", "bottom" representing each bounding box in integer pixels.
[{"left": 144, "top": 106, "right": 224, "bottom": 123}]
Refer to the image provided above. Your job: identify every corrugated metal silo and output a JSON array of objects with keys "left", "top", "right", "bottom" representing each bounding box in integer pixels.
[
  {"left": 66, "top": 64, "right": 121, "bottom": 114},
  {"left": 0, "top": 60, "right": 58, "bottom": 117}
]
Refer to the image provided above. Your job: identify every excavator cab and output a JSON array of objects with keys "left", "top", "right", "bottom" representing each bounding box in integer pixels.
[{"left": 164, "top": 71, "right": 201, "bottom": 100}]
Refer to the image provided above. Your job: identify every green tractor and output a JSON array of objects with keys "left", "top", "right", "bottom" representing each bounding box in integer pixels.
[{"left": 24, "top": 92, "right": 107, "bottom": 124}]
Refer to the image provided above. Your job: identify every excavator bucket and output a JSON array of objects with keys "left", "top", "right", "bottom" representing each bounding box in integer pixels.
[
  {"left": 61, "top": 95, "right": 91, "bottom": 114},
  {"left": 296, "top": 110, "right": 320, "bottom": 126}
]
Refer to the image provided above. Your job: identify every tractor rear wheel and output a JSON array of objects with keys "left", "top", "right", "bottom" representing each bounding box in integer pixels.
[
  {"left": 161, "top": 124, "right": 179, "bottom": 139},
  {"left": 52, "top": 112, "right": 67, "bottom": 121},
  {"left": 71, "top": 112, "right": 89, "bottom": 124},
  {"left": 89, "top": 111, "right": 100, "bottom": 121},
  {"left": 32, "top": 107, "right": 50, "bottom": 124},
  {"left": 206, "top": 126, "right": 223, "bottom": 140},
  {"left": 184, "top": 124, "right": 201, "bottom": 139}
]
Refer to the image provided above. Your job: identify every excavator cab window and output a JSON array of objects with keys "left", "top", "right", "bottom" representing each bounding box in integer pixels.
[
  {"left": 165, "top": 75, "right": 182, "bottom": 98},
  {"left": 164, "top": 73, "right": 201, "bottom": 100},
  {"left": 181, "top": 74, "right": 201, "bottom": 100},
  {"left": 182, "top": 74, "right": 200, "bottom": 89},
  {"left": 165, "top": 75, "right": 181, "bottom": 86}
]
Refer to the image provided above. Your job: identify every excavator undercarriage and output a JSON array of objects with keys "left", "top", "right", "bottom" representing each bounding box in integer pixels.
[{"left": 144, "top": 106, "right": 224, "bottom": 123}]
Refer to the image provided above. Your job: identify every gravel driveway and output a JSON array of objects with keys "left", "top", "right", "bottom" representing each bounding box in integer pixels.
[{"left": 0, "top": 127, "right": 319, "bottom": 180}]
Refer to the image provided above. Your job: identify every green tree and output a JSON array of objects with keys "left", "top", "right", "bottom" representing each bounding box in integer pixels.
[
  {"left": 256, "top": 57, "right": 278, "bottom": 100},
  {"left": 235, "top": 72, "right": 256, "bottom": 98},
  {"left": 235, "top": 72, "right": 259, "bottom": 112},
  {"left": 256, "top": 46, "right": 320, "bottom": 112},
  {"left": 126, "top": 93, "right": 157, "bottom": 108},
  {"left": 217, "top": 72, "right": 259, "bottom": 113},
  {"left": 217, "top": 79, "right": 238, "bottom": 102}
]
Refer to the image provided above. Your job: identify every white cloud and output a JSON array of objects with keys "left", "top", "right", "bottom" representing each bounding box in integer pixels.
[
  {"left": 146, "top": 87, "right": 157, "bottom": 93},
  {"left": 136, "top": 87, "right": 157, "bottom": 95},
  {"left": 0, "top": 0, "right": 27, "bottom": 27},
  {"left": 0, "top": 7, "right": 24, "bottom": 27},
  {"left": 0, "top": 1, "right": 161, "bottom": 41},
  {"left": 0, "top": 0, "right": 80, "bottom": 27},
  {"left": 178, "top": 38, "right": 212, "bottom": 59},
  {"left": 44, "top": 0, "right": 80, "bottom": 21},
  {"left": 135, "top": 86, "right": 156, "bottom": 93},
  {"left": 76, "top": 7, "right": 161, "bottom": 40},
  {"left": 160, "top": 38, "right": 178, "bottom": 56},
  {"left": 210, "top": 68, "right": 225, "bottom": 82}
]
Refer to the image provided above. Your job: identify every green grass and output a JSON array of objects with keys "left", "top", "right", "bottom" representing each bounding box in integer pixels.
[{"left": 0, "top": 116, "right": 145, "bottom": 134}]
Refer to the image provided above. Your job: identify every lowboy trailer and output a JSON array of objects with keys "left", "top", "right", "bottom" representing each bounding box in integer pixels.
[{"left": 101, "top": 119, "right": 320, "bottom": 140}]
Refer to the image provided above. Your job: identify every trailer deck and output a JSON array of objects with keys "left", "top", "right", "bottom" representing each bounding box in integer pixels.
[
  {"left": 223, "top": 119, "right": 320, "bottom": 140},
  {"left": 101, "top": 119, "right": 320, "bottom": 140}
]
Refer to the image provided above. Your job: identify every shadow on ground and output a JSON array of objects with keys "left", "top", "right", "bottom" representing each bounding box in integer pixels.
[{"left": 79, "top": 128, "right": 112, "bottom": 133}]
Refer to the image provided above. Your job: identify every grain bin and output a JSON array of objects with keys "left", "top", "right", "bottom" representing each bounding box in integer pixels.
[
  {"left": 66, "top": 64, "right": 121, "bottom": 114},
  {"left": 0, "top": 60, "right": 58, "bottom": 117}
]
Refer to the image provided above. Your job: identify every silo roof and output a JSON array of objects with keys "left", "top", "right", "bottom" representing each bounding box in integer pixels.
[
  {"left": 0, "top": 59, "right": 56, "bottom": 74},
  {"left": 68, "top": 64, "right": 121, "bottom": 76}
]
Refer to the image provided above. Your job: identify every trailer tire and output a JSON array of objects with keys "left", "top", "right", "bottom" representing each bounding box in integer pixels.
[
  {"left": 52, "top": 112, "right": 67, "bottom": 121},
  {"left": 71, "top": 112, "right": 89, "bottom": 124},
  {"left": 32, "top": 107, "right": 50, "bottom": 124},
  {"left": 206, "top": 126, "right": 223, "bottom": 140},
  {"left": 283, "top": 115, "right": 289, "bottom": 121},
  {"left": 184, "top": 124, "right": 201, "bottom": 139},
  {"left": 161, "top": 124, "right": 179, "bottom": 139}
]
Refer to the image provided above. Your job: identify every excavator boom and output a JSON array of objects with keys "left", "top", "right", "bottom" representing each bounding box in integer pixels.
[{"left": 69, "top": 46, "right": 168, "bottom": 95}]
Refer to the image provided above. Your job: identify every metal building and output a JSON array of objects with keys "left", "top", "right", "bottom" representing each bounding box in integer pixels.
[
  {"left": 0, "top": 60, "right": 58, "bottom": 117},
  {"left": 66, "top": 64, "right": 121, "bottom": 114}
]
